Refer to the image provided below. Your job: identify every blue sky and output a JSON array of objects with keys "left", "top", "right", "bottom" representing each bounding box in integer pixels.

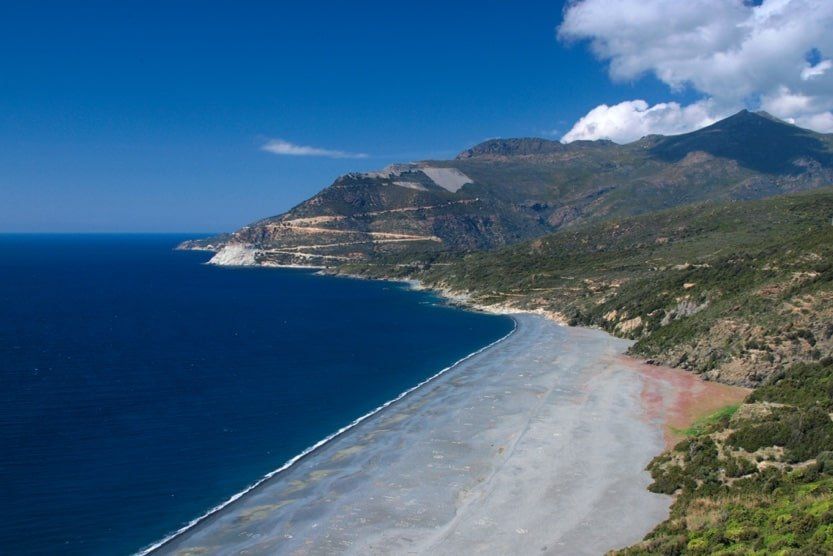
[{"left": 3, "top": 0, "right": 829, "bottom": 232}]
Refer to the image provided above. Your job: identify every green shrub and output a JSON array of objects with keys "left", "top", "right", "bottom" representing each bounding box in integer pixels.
[
  {"left": 724, "top": 456, "right": 758, "bottom": 478},
  {"left": 750, "top": 360, "right": 833, "bottom": 410},
  {"left": 727, "top": 406, "right": 833, "bottom": 462},
  {"left": 818, "top": 451, "right": 833, "bottom": 473}
]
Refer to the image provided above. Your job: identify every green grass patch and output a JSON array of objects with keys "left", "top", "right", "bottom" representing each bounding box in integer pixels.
[{"left": 674, "top": 404, "right": 741, "bottom": 437}]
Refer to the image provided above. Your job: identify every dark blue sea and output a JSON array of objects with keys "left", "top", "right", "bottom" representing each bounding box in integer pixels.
[{"left": 0, "top": 235, "right": 513, "bottom": 555}]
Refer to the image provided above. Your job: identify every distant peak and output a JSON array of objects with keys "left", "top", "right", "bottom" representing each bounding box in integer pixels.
[
  {"left": 456, "top": 138, "right": 564, "bottom": 159},
  {"left": 649, "top": 106, "right": 830, "bottom": 174},
  {"left": 722, "top": 109, "right": 788, "bottom": 125},
  {"left": 695, "top": 109, "right": 804, "bottom": 134},
  {"left": 753, "top": 110, "right": 789, "bottom": 124},
  {"left": 725, "top": 109, "right": 755, "bottom": 121}
]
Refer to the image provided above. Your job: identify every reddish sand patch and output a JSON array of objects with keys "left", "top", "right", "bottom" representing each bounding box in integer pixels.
[{"left": 617, "top": 355, "right": 750, "bottom": 448}]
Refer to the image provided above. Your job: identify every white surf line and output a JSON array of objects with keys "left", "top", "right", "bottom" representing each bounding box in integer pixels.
[{"left": 137, "top": 316, "right": 520, "bottom": 555}]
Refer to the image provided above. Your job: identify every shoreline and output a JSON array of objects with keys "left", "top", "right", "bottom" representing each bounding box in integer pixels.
[
  {"left": 149, "top": 312, "right": 747, "bottom": 555},
  {"left": 192, "top": 249, "right": 569, "bottom": 323},
  {"left": 405, "top": 279, "right": 571, "bottom": 324},
  {"left": 352, "top": 274, "right": 752, "bottom": 441},
  {"left": 322, "top": 271, "right": 572, "bottom": 324},
  {"left": 151, "top": 258, "right": 748, "bottom": 554},
  {"left": 139, "top": 316, "right": 519, "bottom": 555}
]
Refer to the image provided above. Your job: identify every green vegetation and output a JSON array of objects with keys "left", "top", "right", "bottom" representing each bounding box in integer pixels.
[
  {"left": 615, "top": 359, "right": 833, "bottom": 555},
  {"left": 750, "top": 360, "right": 833, "bottom": 410},
  {"left": 728, "top": 406, "right": 833, "bottom": 463},
  {"left": 675, "top": 405, "right": 740, "bottom": 438},
  {"left": 347, "top": 187, "right": 833, "bottom": 387}
]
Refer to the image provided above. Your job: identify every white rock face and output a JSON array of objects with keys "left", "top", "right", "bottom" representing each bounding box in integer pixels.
[
  {"left": 362, "top": 164, "right": 472, "bottom": 193},
  {"left": 420, "top": 167, "right": 472, "bottom": 192},
  {"left": 208, "top": 244, "right": 257, "bottom": 266}
]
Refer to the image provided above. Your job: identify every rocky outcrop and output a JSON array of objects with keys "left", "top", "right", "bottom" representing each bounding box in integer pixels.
[
  {"left": 660, "top": 299, "right": 709, "bottom": 326},
  {"left": 208, "top": 244, "right": 257, "bottom": 266},
  {"left": 456, "top": 138, "right": 568, "bottom": 159}
]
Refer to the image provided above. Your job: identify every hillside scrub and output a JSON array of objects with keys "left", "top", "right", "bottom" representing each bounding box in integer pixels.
[
  {"left": 343, "top": 188, "right": 833, "bottom": 387},
  {"left": 615, "top": 359, "right": 833, "bottom": 555}
]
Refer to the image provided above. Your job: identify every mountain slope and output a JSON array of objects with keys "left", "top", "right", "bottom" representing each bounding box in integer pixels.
[
  {"left": 345, "top": 187, "right": 833, "bottom": 388},
  {"left": 181, "top": 111, "right": 833, "bottom": 267},
  {"left": 650, "top": 109, "right": 833, "bottom": 174}
]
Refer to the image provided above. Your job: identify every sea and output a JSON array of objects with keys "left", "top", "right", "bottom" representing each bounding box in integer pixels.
[{"left": 0, "top": 234, "right": 513, "bottom": 555}]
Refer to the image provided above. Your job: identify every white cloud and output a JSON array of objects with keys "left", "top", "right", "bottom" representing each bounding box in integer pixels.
[
  {"left": 801, "top": 59, "right": 832, "bottom": 81},
  {"left": 561, "top": 99, "right": 723, "bottom": 143},
  {"left": 793, "top": 111, "right": 833, "bottom": 133},
  {"left": 559, "top": 0, "right": 833, "bottom": 142},
  {"left": 261, "top": 139, "right": 368, "bottom": 159}
]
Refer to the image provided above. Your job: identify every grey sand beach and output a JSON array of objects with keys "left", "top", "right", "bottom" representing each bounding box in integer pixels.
[{"left": 153, "top": 314, "right": 727, "bottom": 555}]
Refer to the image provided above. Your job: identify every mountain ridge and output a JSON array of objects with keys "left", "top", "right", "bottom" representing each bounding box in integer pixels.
[{"left": 181, "top": 110, "right": 833, "bottom": 267}]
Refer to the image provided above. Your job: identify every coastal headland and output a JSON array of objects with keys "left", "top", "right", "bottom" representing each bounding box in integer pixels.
[{"left": 150, "top": 314, "right": 746, "bottom": 555}]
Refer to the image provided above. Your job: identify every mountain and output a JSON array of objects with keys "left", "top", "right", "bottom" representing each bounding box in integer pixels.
[
  {"left": 180, "top": 111, "right": 833, "bottom": 266},
  {"left": 650, "top": 109, "right": 833, "bottom": 174},
  {"left": 350, "top": 187, "right": 833, "bottom": 388},
  {"left": 178, "top": 111, "right": 833, "bottom": 554}
]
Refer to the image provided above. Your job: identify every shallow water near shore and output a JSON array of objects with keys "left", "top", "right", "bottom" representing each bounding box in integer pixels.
[{"left": 0, "top": 234, "right": 513, "bottom": 555}]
